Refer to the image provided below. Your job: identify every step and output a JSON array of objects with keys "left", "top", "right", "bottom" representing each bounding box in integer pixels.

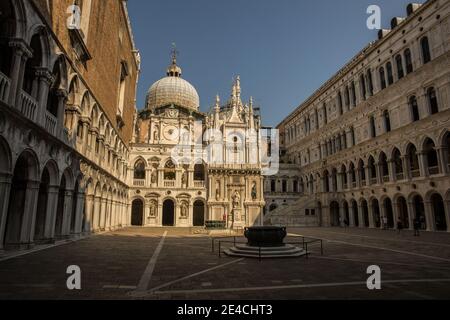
[
  {"left": 224, "top": 248, "right": 307, "bottom": 259},
  {"left": 228, "top": 247, "right": 303, "bottom": 256}
]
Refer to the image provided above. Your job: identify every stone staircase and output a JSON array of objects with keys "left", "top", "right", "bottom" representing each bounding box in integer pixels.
[{"left": 264, "top": 194, "right": 320, "bottom": 227}]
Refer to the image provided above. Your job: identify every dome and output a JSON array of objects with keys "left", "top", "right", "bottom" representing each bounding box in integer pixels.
[{"left": 145, "top": 57, "right": 199, "bottom": 111}]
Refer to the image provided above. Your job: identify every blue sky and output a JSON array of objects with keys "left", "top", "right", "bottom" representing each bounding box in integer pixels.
[{"left": 128, "top": 0, "right": 423, "bottom": 127}]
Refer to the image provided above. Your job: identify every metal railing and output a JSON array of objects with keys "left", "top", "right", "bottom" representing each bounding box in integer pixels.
[
  {"left": 0, "top": 71, "right": 10, "bottom": 103},
  {"left": 211, "top": 235, "right": 324, "bottom": 261}
]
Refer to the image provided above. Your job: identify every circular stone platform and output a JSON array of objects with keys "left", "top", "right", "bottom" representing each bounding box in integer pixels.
[{"left": 224, "top": 244, "right": 306, "bottom": 259}]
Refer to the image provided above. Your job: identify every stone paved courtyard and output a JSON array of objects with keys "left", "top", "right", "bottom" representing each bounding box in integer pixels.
[{"left": 1, "top": 227, "right": 450, "bottom": 300}]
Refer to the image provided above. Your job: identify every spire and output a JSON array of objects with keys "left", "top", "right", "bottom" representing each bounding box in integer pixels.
[
  {"left": 236, "top": 76, "right": 241, "bottom": 102},
  {"left": 214, "top": 94, "right": 220, "bottom": 113},
  {"left": 167, "top": 43, "right": 182, "bottom": 77}
]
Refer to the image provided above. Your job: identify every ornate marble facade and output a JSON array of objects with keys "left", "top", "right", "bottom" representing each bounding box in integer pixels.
[{"left": 129, "top": 57, "right": 265, "bottom": 228}]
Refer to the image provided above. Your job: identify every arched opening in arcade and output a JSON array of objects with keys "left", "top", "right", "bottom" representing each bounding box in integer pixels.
[
  {"left": 351, "top": 200, "right": 359, "bottom": 227},
  {"left": 397, "top": 196, "right": 409, "bottom": 229},
  {"left": 413, "top": 195, "right": 426, "bottom": 230},
  {"left": 193, "top": 200, "right": 205, "bottom": 227},
  {"left": 131, "top": 199, "right": 144, "bottom": 226},
  {"left": 383, "top": 198, "right": 394, "bottom": 228},
  {"left": 162, "top": 199, "right": 175, "bottom": 226},
  {"left": 430, "top": 193, "right": 447, "bottom": 231},
  {"left": 372, "top": 199, "right": 381, "bottom": 228},
  {"left": 361, "top": 199, "right": 370, "bottom": 227},
  {"left": 330, "top": 201, "right": 340, "bottom": 226}
]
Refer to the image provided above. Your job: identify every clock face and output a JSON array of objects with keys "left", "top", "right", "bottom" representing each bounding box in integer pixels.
[{"left": 163, "top": 125, "right": 179, "bottom": 141}]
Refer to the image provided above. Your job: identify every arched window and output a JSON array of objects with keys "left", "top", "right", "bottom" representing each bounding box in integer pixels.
[
  {"left": 133, "top": 160, "right": 146, "bottom": 179},
  {"left": 395, "top": 55, "right": 404, "bottom": 80},
  {"left": 368, "top": 157, "right": 377, "bottom": 184},
  {"left": 421, "top": 36, "right": 431, "bottom": 64},
  {"left": 379, "top": 67, "right": 386, "bottom": 90},
  {"left": 427, "top": 87, "right": 439, "bottom": 114},
  {"left": 407, "top": 144, "right": 420, "bottom": 178},
  {"left": 369, "top": 115, "right": 376, "bottom": 138},
  {"left": 76, "top": 121, "right": 83, "bottom": 139},
  {"left": 379, "top": 152, "right": 389, "bottom": 181},
  {"left": 358, "top": 160, "right": 366, "bottom": 185},
  {"left": 367, "top": 69, "right": 374, "bottom": 96},
  {"left": 341, "top": 165, "right": 348, "bottom": 189},
  {"left": 194, "top": 163, "right": 205, "bottom": 181},
  {"left": 351, "top": 81, "right": 357, "bottom": 107},
  {"left": 345, "top": 86, "right": 350, "bottom": 108},
  {"left": 392, "top": 148, "right": 404, "bottom": 180},
  {"left": 423, "top": 138, "right": 439, "bottom": 175},
  {"left": 350, "top": 127, "right": 356, "bottom": 146},
  {"left": 383, "top": 110, "right": 391, "bottom": 133},
  {"left": 282, "top": 180, "right": 287, "bottom": 192},
  {"left": 349, "top": 162, "right": 356, "bottom": 188},
  {"left": 164, "top": 160, "right": 176, "bottom": 180},
  {"left": 46, "top": 59, "right": 63, "bottom": 118},
  {"left": 323, "top": 103, "right": 328, "bottom": 125},
  {"left": 404, "top": 48, "right": 413, "bottom": 74},
  {"left": 323, "top": 171, "right": 330, "bottom": 193},
  {"left": 409, "top": 96, "right": 420, "bottom": 122},
  {"left": 360, "top": 74, "right": 366, "bottom": 101},
  {"left": 337, "top": 92, "right": 343, "bottom": 115},
  {"left": 331, "top": 169, "right": 338, "bottom": 191},
  {"left": 386, "top": 62, "right": 394, "bottom": 85},
  {"left": 270, "top": 180, "right": 276, "bottom": 192}
]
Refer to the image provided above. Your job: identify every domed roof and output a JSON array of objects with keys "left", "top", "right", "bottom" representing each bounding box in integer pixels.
[{"left": 145, "top": 56, "right": 199, "bottom": 111}]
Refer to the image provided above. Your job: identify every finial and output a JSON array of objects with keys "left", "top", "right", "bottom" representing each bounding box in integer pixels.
[{"left": 171, "top": 42, "right": 179, "bottom": 64}]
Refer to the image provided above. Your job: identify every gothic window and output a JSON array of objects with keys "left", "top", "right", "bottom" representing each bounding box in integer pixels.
[
  {"left": 164, "top": 160, "right": 176, "bottom": 180},
  {"left": 134, "top": 160, "right": 146, "bottom": 179},
  {"left": 404, "top": 48, "right": 413, "bottom": 74},
  {"left": 369, "top": 115, "right": 376, "bottom": 138},
  {"left": 386, "top": 62, "right": 394, "bottom": 85},
  {"left": 360, "top": 74, "right": 366, "bottom": 101},
  {"left": 427, "top": 87, "right": 439, "bottom": 114},
  {"left": 421, "top": 36, "right": 431, "bottom": 64},
  {"left": 379, "top": 67, "right": 386, "bottom": 90},
  {"left": 396, "top": 54, "right": 404, "bottom": 79},
  {"left": 270, "top": 180, "right": 276, "bottom": 192},
  {"left": 367, "top": 69, "right": 374, "bottom": 95},
  {"left": 194, "top": 163, "right": 205, "bottom": 181},
  {"left": 409, "top": 96, "right": 420, "bottom": 122},
  {"left": 351, "top": 81, "right": 356, "bottom": 107},
  {"left": 383, "top": 110, "right": 391, "bottom": 133},
  {"left": 117, "top": 61, "right": 129, "bottom": 119},
  {"left": 424, "top": 138, "right": 438, "bottom": 175},
  {"left": 337, "top": 91, "right": 343, "bottom": 115},
  {"left": 323, "top": 103, "right": 328, "bottom": 124}
]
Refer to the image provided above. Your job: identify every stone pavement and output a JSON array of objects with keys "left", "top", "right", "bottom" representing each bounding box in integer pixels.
[{"left": 0, "top": 227, "right": 450, "bottom": 300}]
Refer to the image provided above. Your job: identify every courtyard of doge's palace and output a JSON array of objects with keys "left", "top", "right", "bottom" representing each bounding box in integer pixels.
[{"left": 0, "top": 0, "right": 450, "bottom": 301}]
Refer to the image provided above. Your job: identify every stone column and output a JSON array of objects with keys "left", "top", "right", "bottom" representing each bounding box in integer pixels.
[
  {"left": 406, "top": 201, "right": 415, "bottom": 231},
  {"left": 437, "top": 147, "right": 448, "bottom": 174},
  {"left": 44, "top": 185, "right": 60, "bottom": 240},
  {"left": 20, "top": 180, "right": 40, "bottom": 245},
  {"left": 74, "top": 192, "right": 85, "bottom": 234},
  {"left": 92, "top": 196, "right": 101, "bottom": 231},
  {"left": 0, "top": 173, "right": 12, "bottom": 250},
  {"left": 358, "top": 205, "right": 364, "bottom": 228},
  {"left": 35, "top": 68, "right": 54, "bottom": 126},
  {"left": 56, "top": 89, "right": 68, "bottom": 137},
  {"left": 349, "top": 205, "right": 355, "bottom": 227},
  {"left": 8, "top": 39, "right": 32, "bottom": 107},
  {"left": 100, "top": 198, "right": 107, "bottom": 231},
  {"left": 424, "top": 201, "right": 434, "bottom": 231},
  {"left": 401, "top": 155, "right": 410, "bottom": 180},
  {"left": 61, "top": 190, "right": 74, "bottom": 236},
  {"left": 368, "top": 205, "right": 375, "bottom": 228},
  {"left": 387, "top": 160, "right": 396, "bottom": 182},
  {"left": 84, "top": 195, "right": 94, "bottom": 233},
  {"left": 417, "top": 152, "right": 428, "bottom": 177},
  {"left": 375, "top": 162, "right": 382, "bottom": 184}
]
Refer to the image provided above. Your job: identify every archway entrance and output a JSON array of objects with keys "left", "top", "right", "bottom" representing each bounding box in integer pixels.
[
  {"left": 384, "top": 198, "right": 394, "bottom": 228},
  {"left": 193, "top": 200, "right": 205, "bottom": 227},
  {"left": 131, "top": 199, "right": 143, "bottom": 226},
  {"left": 397, "top": 197, "right": 409, "bottom": 229},
  {"left": 4, "top": 153, "right": 33, "bottom": 246},
  {"left": 361, "top": 200, "right": 369, "bottom": 227},
  {"left": 372, "top": 199, "right": 381, "bottom": 228},
  {"left": 431, "top": 194, "right": 447, "bottom": 231},
  {"left": 163, "top": 199, "right": 175, "bottom": 226},
  {"left": 330, "top": 201, "right": 340, "bottom": 226},
  {"left": 35, "top": 168, "right": 50, "bottom": 241}
]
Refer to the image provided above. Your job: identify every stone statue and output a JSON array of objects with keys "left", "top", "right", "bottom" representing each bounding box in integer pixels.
[
  {"left": 215, "top": 181, "right": 220, "bottom": 201},
  {"left": 232, "top": 191, "right": 240, "bottom": 209},
  {"left": 181, "top": 202, "right": 188, "bottom": 218},
  {"left": 151, "top": 169, "right": 157, "bottom": 184},
  {"left": 251, "top": 182, "right": 257, "bottom": 200},
  {"left": 149, "top": 201, "right": 157, "bottom": 217},
  {"left": 182, "top": 169, "right": 187, "bottom": 185}
]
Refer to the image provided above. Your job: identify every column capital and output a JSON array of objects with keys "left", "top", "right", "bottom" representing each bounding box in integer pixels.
[{"left": 9, "top": 38, "right": 33, "bottom": 58}]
